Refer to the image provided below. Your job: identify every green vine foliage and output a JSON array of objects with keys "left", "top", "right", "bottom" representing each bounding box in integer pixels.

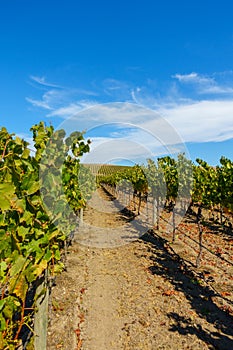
[
  {"left": 99, "top": 155, "right": 233, "bottom": 217},
  {"left": 157, "top": 156, "right": 178, "bottom": 202},
  {"left": 193, "top": 158, "right": 219, "bottom": 207},
  {"left": 100, "top": 165, "right": 148, "bottom": 193},
  {"left": 218, "top": 157, "right": 233, "bottom": 211},
  {"left": 1, "top": 122, "right": 232, "bottom": 349},
  {"left": 0, "top": 122, "right": 92, "bottom": 349},
  {"left": 142, "top": 159, "right": 166, "bottom": 200}
]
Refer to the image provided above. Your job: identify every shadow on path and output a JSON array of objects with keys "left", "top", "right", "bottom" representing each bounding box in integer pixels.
[{"left": 140, "top": 230, "right": 233, "bottom": 350}]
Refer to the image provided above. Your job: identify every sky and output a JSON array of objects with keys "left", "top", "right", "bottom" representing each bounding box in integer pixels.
[{"left": 1, "top": 0, "right": 233, "bottom": 165}]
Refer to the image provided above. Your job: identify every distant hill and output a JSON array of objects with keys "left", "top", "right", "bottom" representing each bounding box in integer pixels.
[{"left": 82, "top": 163, "right": 131, "bottom": 176}]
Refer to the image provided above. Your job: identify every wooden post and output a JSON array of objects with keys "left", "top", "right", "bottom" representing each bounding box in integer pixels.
[
  {"left": 79, "top": 208, "right": 83, "bottom": 224},
  {"left": 172, "top": 203, "right": 176, "bottom": 242},
  {"left": 196, "top": 206, "right": 203, "bottom": 268},
  {"left": 196, "top": 221, "right": 203, "bottom": 268},
  {"left": 34, "top": 273, "right": 49, "bottom": 350},
  {"left": 156, "top": 198, "right": 160, "bottom": 230},
  {"left": 152, "top": 198, "right": 156, "bottom": 228},
  {"left": 138, "top": 192, "right": 142, "bottom": 215},
  {"left": 146, "top": 196, "right": 149, "bottom": 221}
]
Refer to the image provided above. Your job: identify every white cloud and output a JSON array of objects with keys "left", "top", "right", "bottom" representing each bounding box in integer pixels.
[
  {"left": 79, "top": 100, "right": 233, "bottom": 144},
  {"left": 26, "top": 72, "right": 233, "bottom": 152},
  {"left": 158, "top": 99, "right": 233, "bottom": 143},
  {"left": 131, "top": 89, "right": 140, "bottom": 104},
  {"left": 82, "top": 137, "right": 156, "bottom": 164},
  {"left": 26, "top": 89, "right": 63, "bottom": 111},
  {"left": 26, "top": 97, "right": 53, "bottom": 110},
  {"left": 30, "top": 75, "right": 62, "bottom": 88},
  {"left": 173, "top": 72, "right": 233, "bottom": 95},
  {"left": 80, "top": 99, "right": 233, "bottom": 162},
  {"left": 173, "top": 72, "right": 214, "bottom": 85},
  {"left": 54, "top": 103, "right": 189, "bottom": 164},
  {"left": 27, "top": 75, "right": 99, "bottom": 115},
  {"left": 30, "top": 96, "right": 233, "bottom": 146},
  {"left": 103, "top": 79, "right": 126, "bottom": 91},
  {"left": 47, "top": 100, "right": 97, "bottom": 118},
  {"left": 102, "top": 78, "right": 131, "bottom": 99},
  {"left": 200, "top": 85, "right": 233, "bottom": 94}
]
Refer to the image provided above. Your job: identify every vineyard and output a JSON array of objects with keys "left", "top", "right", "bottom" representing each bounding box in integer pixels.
[
  {"left": 0, "top": 122, "right": 94, "bottom": 349},
  {"left": 1, "top": 122, "right": 233, "bottom": 349}
]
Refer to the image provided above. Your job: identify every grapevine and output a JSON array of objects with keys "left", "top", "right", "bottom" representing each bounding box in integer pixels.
[{"left": 0, "top": 122, "right": 92, "bottom": 349}]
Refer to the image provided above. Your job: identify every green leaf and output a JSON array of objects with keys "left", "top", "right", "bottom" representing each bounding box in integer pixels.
[
  {"left": 21, "top": 172, "right": 39, "bottom": 195},
  {"left": 21, "top": 148, "right": 30, "bottom": 159},
  {"left": 0, "top": 313, "right": 6, "bottom": 331},
  {"left": 9, "top": 273, "right": 28, "bottom": 300},
  {"left": 0, "top": 261, "right": 8, "bottom": 278},
  {"left": 20, "top": 210, "right": 33, "bottom": 224},
  {"left": 0, "top": 299, "right": 6, "bottom": 312},
  {"left": 0, "top": 183, "right": 16, "bottom": 211},
  {"left": 10, "top": 256, "right": 27, "bottom": 277},
  {"left": 0, "top": 197, "right": 11, "bottom": 211},
  {"left": 0, "top": 214, "right": 5, "bottom": 225},
  {"left": 43, "top": 249, "right": 52, "bottom": 262},
  {"left": 12, "top": 198, "right": 26, "bottom": 213},
  {"left": 54, "top": 249, "right": 60, "bottom": 260},
  {"left": 33, "top": 260, "right": 47, "bottom": 277},
  {"left": 17, "top": 226, "right": 30, "bottom": 239}
]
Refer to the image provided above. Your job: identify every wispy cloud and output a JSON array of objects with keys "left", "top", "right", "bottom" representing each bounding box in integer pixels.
[
  {"left": 199, "top": 85, "right": 233, "bottom": 94},
  {"left": 157, "top": 99, "right": 233, "bottom": 143},
  {"left": 26, "top": 71, "right": 233, "bottom": 153},
  {"left": 82, "top": 136, "right": 158, "bottom": 164},
  {"left": 47, "top": 100, "right": 97, "bottom": 118},
  {"left": 27, "top": 75, "right": 99, "bottom": 115},
  {"left": 102, "top": 78, "right": 131, "bottom": 99},
  {"left": 26, "top": 96, "right": 53, "bottom": 110},
  {"left": 30, "top": 75, "right": 63, "bottom": 89},
  {"left": 26, "top": 89, "right": 64, "bottom": 111},
  {"left": 173, "top": 72, "right": 213, "bottom": 84},
  {"left": 173, "top": 71, "right": 233, "bottom": 95}
]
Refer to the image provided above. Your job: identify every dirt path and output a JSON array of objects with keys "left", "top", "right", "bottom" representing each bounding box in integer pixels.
[{"left": 47, "top": 188, "right": 233, "bottom": 350}]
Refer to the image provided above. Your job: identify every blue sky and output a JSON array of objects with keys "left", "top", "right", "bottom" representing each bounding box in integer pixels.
[{"left": 1, "top": 0, "right": 233, "bottom": 165}]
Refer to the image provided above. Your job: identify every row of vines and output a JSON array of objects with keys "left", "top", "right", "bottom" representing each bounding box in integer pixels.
[
  {"left": 99, "top": 154, "right": 233, "bottom": 266},
  {"left": 1, "top": 120, "right": 233, "bottom": 348},
  {"left": 99, "top": 153, "right": 233, "bottom": 221},
  {"left": 0, "top": 122, "right": 94, "bottom": 349}
]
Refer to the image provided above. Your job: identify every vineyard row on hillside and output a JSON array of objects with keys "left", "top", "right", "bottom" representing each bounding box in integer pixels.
[{"left": 1, "top": 122, "right": 233, "bottom": 348}]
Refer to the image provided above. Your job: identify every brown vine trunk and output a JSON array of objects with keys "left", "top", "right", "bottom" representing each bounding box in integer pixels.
[
  {"left": 196, "top": 206, "right": 203, "bottom": 268},
  {"left": 156, "top": 197, "right": 160, "bottom": 230},
  {"left": 138, "top": 192, "right": 142, "bottom": 215},
  {"left": 172, "top": 204, "right": 176, "bottom": 242},
  {"left": 133, "top": 190, "right": 137, "bottom": 211}
]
